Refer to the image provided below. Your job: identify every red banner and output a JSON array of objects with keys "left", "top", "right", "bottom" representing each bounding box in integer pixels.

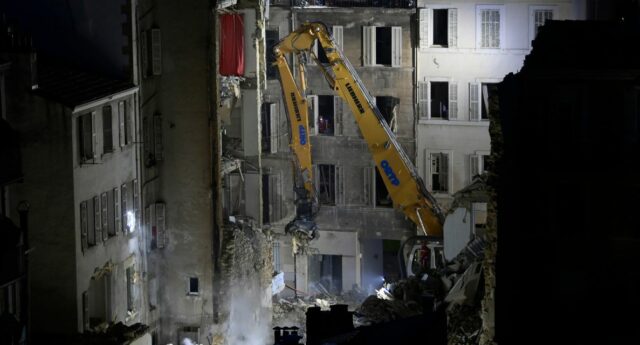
[{"left": 220, "top": 14, "right": 245, "bottom": 76}]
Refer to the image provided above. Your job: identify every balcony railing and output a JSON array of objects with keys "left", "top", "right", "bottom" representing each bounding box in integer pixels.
[{"left": 279, "top": 0, "right": 415, "bottom": 8}]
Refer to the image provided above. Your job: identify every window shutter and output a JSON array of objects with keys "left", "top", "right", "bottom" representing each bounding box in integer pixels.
[
  {"left": 114, "top": 187, "right": 121, "bottom": 236},
  {"left": 80, "top": 201, "right": 88, "bottom": 252},
  {"left": 101, "top": 193, "right": 109, "bottom": 241},
  {"left": 119, "top": 102, "right": 126, "bottom": 147},
  {"left": 363, "top": 166, "right": 373, "bottom": 206},
  {"left": 94, "top": 196, "right": 102, "bottom": 243},
  {"left": 121, "top": 183, "right": 128, "bottom": 233},
  {"left": 143, "top": 116, "right": 152, "bottom": 161},
  {"left": 125, "top": 101, "right": 133, "bottom": 145},
  {"left": 270, "top": 103, "right": 278, "bottom": 154},
  {"left": 362, "top": 26, "right": 376, "bottom": 66},
  {"left": 419, "top": 8, "right": 429, "bottom": 50},
  {"left": 334, "top": 96, "right": 343, "bottom": 136},
  {"left": 133, "top": 179, "right": 140, "bottom": 231},
  {"left": 449, "top": 82, "right": 458, "bottom": 119},
  {"left": 156, "top": 203, "right": 166, "bottom": 249},
  {"left": 307, "top": 95, "right": 319, "bottom": 135},
  {"left": 335, "top": 165, "right": 345, "bottom": 205},
  {"left": 140, "top": 30, "right": 148, "bottom": 78},
  {"left": 151, "top": 28, "right": 162, "bottom": 76},
  {"left": 91, "top": 112, "right": 98, "bottom": 160},
  {"left": 448, "top": 9, "right": 458, "bottom": 47},
  {"left": 154, "top": 113, "right": 164, "bottom": 161},
  {"left": 332, "top": 26, "right": 343, "bottom": 49},
  {"left": 391, "top": 27, "right": 402, "bottom": 67},
  {"left": 470, "top": 154, "right": 480, "bottom": 181},
  {"left": 418, "top": 82, "right": 429, "bottom": 118},
  {"left": 439, "top": 153, "right": 449, "bottom": 193},
  {"left": 469, "top": 83, "right": 480, "bottom": 121}
]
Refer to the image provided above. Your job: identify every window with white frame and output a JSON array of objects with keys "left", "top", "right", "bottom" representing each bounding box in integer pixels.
[
  {"left": 530, "top": 6, "right": 555, "bottom": 44},
  {"left": 418, "top": 81, "right": 458, "bottom": 120},
  {"left": 469, "top": 82, "right": 497, "bottom": 121},
  {"left": 419, "top": 8, "right": 458, "bottom": 50},
  {"left": 362, "top": 26, "right": 402, "bottom": 67},
  {"left": 477, "top": 6, "right": 504, "bottom": 49},
  {"left": 428, "top": 152, "right": 450, "bottom": 193},
  {"left": 470, "top": 153, "right": 489, "bottom": 181}
]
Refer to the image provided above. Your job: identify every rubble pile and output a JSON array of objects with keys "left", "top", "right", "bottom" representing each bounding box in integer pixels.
[{"left": 216, "top": 217, "right": 274, "bottom": 345}]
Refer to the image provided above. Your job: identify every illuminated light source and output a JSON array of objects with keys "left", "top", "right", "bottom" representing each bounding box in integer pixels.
[{"left": 127, "top": 211, "right": 136, "bottom": 233}]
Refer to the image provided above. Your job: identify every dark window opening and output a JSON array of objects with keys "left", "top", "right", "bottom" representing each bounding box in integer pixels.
[
  {"left": 376, "top": 27, "right": 392, "bottom": 66},
  {"left": 430, "top": 82, "right": 449, "bottom": 119},
  {"left": 87, "top": 197, "right": 96, "bottom": 246},
  {"left": 262, "top": 174, "right": 270, "bottom": 224},
  {"left": 318, "top": 164, "right": 335, "bottom": 205},
  {"left": 188, "top": 277, "right": 199, "bottom": 295},
  {"left": 318, "top": 95, "right": 334, "bottom": 136},
  {"left": 107, "top": 190, "right": 116, "bottom": 237},
  {"left": 383, "top": 240, "right": 401, "bottom": 282},
  {"left": 261, "top": 103, "right": 273, "bottom": 153},
  {"left": 375, "top": 96, "right": 399, "bottom": 130},
  {"left": 433, "top": 9, "right": 449, "bottom": 46},
  {"left": 266, "top": 30, "right": 279, "bottom": 79},
  {"left": 308, "top": 254, "right": 342, "bottom": 294},
  {"left": 481, "top": 83, "right": 498, "bottom": 120},
  {"left": 87, "top": 275, "right": 109, "bottom": 328},
  {"left": 78, "top": 114, "right": 93, "bottom": 162},
  {"left": 103, "top": 106, "right": 113, "bottom": 153},
  {"left": 375, "top": 169, "right": 392, "bottom": 207}
]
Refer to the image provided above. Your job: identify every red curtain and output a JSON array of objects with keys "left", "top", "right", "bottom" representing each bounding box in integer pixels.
[{"left": 220, "top": 14, "right": 245, "bottom": 76}]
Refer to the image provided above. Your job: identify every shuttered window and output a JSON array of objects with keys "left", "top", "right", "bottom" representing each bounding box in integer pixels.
[
  {"left": 101, "top": 193, "right": 109, "bottom": 241},
  {"left": 114, "top": 187, "right": 121, "bottom": 236},
  {"left": 449, "top": 82, "right": 458, "bottom": 119},
  {"left": 391, "top": 27, "right": 402, "bottom": 67},
  {"left": 333, "top": 26, "right": 343, "bottom": 50},
  {"left": 121, "top": 183, "right": 128, "bottom": 233},
  {"left": 94, "top": 196, "right": 102, "bottom": 243},
  {"left": 78, "top": 113, "right": 94, "bottom": 163},
  {"left": 87, "top": 198, "right": 96, "bottom": 246},
  {"left": 107, "top": 190, "right": 116, "bottom": 237},
  {"left": 307, "top": 95, "right": 319, "bottom": 135},
  {"left": 419, "top": 8, "right": 429, "bottom": 50},
  {"left": 80, "top": 201, "right": 88, "bottom": 252},
  {"left": 102, "top": 106, "right": 113, "bottom": 153},
  {"left": 478, "top": 7, "right": 502, "bottom": 48},
  {"left": 418, "top": 82, "right": 429, "bottom": 118},
  {"left": 469, "top": 83, "right": 480, "bottom": 121},
  {"left": 448, "top": 9, "right": 458, "bottom": 47},
  {"left": 429, "top": 153, "right": 450, "bottom": 193},
  {"left": 362, "top": 26, "right": 376, "bottom": 66},
  {"left": 140, "top": 30, "right": 148, "bottom": 78}
]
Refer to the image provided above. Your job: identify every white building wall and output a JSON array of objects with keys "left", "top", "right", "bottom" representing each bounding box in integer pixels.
[{"left": 416, "top": 0, "right": 574, "bottom": 201}]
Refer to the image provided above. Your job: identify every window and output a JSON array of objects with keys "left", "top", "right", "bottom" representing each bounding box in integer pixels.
[
  {"left": 530, "top": 6, "right": 555, "bottom": 44},
  {"left": 273, "top": 242, "right": 281, "bottom": 272},
  {"left": 375, "top": 96, "right": 399, "bottom": 132},
  {"left": 106, "top": 190, "right": 116, "bottom": 237},
  {"left": 430, "top": 82, "right": 449, "bottom": 119},
  {"left": 419, "top": 8, "right": 458, "bottom": 50},
  {"left": 266, "top": 29, "right": 279, "bottom": 79},
  {"left": 318, "top": 95, "right": 334, "bottom": 136},
  {"left": 118, "top": 101, "right": 132, "bottom": 147},
  {"left": 421, "top": 81, "right": 458, "bottom": 120},
  {"left": 481, "top": 83, "right": 498, "bottom": 120},
  {"left": 261, "top": 102, "right": 278, "bottom": 153},
  {"left": 86, "top": 198, "right": 96, "bottom": 247},
  {"left": 78, "top": 112, "right": 95, "bottom": 163},
  {"left": 86, "top": 274, "right": 111, "bottom": 329},
  {"left": 126, "top": 266, "right": 134, "bottom": 312},
  {"left": 188, "top": 277, "right": 199, "bottom": 295},
  {"left": 470, "top": 153, "right": 489, "bottom": 181},
  {"left": 80, "top": 201, "right": 89, "bottom": 252},
  {"left": 262, "top": 174, "right": 282, "bottom": 224},
  {"left": 363, "top": 26, "right": 402, "bottom": 67},
  {"left": 121, "top": 182, "right": 129, "bottom": 233},
  {"left": 102, "top": 105, "right": 113, "bottom": 153},
  {"left": 101, "top": 192, "right": 109, "bottom": 241},
  {"left": 317, "top": 164, "right": 336, "bottom": 205},
  {"left": 477, "top": 6, "right": 504, "bottom": 49},
  {"left": 429, "top": 153, "right": 449, "bottom": 193}
]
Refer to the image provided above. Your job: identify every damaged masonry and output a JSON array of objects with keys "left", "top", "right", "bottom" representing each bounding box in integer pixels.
[{"left": 1, "top": 1, "right": 640, "bottom": 345}]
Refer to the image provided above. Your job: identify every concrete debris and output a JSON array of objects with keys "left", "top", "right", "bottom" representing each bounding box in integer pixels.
[{"left": 219, "top": 76, "right": 243, "bottom": 107}]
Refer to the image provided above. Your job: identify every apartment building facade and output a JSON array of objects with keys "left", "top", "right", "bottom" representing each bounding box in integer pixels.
[
  {"left": 415, "top": 0, "right": 583, "bottom": 208},
  {"left": 263, "top": 1, "right": 419, "bottom": 296}
]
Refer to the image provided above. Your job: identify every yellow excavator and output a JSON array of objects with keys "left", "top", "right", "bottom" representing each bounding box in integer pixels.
[{"left": 274, "top": 22, "right": 445, "bottom": 257}]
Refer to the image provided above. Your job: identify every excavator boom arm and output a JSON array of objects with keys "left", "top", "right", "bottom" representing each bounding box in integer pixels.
[{"left": 275, "top": 22, "right": 444, "bottom": 237}]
